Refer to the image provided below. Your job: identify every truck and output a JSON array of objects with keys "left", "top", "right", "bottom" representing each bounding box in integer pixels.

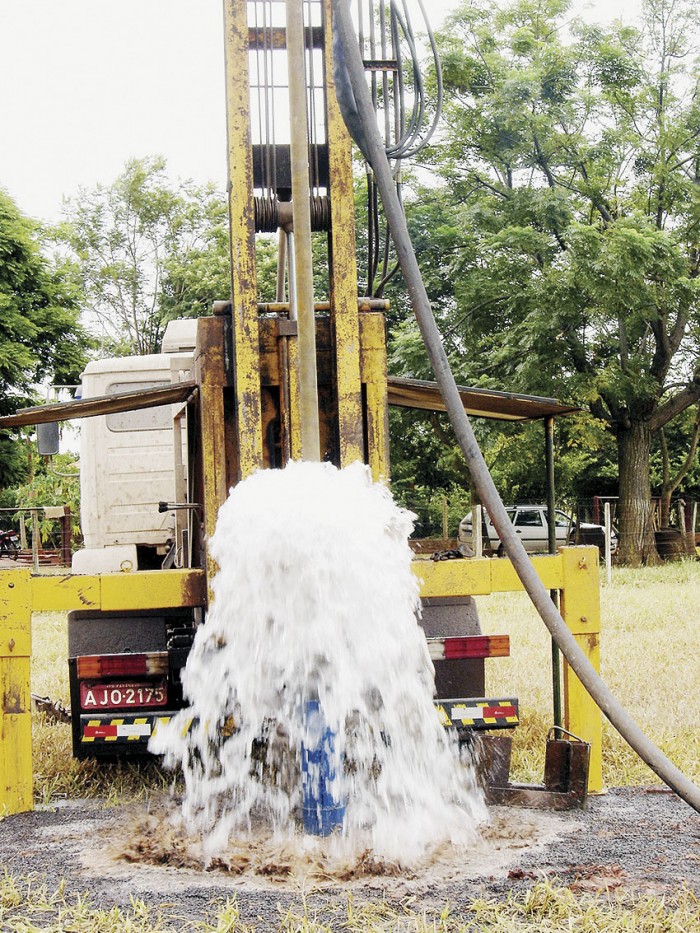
[
  {"left": 65, "top": 307, "right": 525, "bottom": 758},
  {"left": 0, "top": 0, "right": 589, "bottom": 786},
  {"left": 66, "top": 322, "right": 200, "bottom": 756},
  {"left": 72, "top": 326, "right": 196, "bottom": 577}
]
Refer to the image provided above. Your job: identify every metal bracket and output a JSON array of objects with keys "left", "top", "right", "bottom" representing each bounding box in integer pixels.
[{"left": 471, "top": 730, "right": 591, "bottom": 810}]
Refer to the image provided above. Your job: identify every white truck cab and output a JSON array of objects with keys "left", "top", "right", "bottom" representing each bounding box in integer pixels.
[{"left": 72, "top": 322, "right": 197, "bottom": 574}]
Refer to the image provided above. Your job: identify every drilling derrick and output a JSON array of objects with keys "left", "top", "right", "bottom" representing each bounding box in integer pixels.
[{"left": 215, "top": 0, "right": 386, "bottom": 489}]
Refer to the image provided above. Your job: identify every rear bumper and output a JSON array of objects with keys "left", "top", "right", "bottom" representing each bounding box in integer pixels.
[
  {"left": 435, "top": 697, "right": 519, "bottom": 729},
  {"left": 76, "top": 698, "right": 518, "bottom": 759},
  {"left": 78, "top": 710, "right": 189, "bottom": 751}
]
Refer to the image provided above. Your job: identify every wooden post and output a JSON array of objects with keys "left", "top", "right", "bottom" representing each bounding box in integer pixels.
[
  {"left": 604, "top": 501, "right": 612, "bottom": 585},
  {"left": 31, "top": 511, "right": 39, "bottom": 573},
  {"left": 61, "top": 507, "right": 71, "bottom": 567}
]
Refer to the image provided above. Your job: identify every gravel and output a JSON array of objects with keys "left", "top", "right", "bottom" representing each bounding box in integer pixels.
[{"left": 1, "top": 787, "right": 698, "bottom": 927}]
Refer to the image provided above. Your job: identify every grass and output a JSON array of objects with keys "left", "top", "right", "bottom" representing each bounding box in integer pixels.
[
  {"left": 1, "top": 874, "right": 699, "bottom": 932},
  {"left": 477, "top": 559, "right": 700, "bottom": 786}
]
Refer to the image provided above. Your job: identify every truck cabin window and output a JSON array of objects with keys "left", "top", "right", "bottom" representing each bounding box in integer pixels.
[{"left": 105, "top": 381, "right": 171, "bottom": 432}]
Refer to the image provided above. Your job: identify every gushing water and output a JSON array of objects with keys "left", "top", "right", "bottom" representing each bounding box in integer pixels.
[{"left": 151, "top": 461, "right": 487, "bottom": 866}]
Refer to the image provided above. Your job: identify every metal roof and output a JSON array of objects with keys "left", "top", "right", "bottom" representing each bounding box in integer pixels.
[
  {"left": 0, "top": 382, "right": 198, "bottom": 430},
  {"left": 0, "top": 376, "right": 577, "bottom": 431},
  {"left": 387, "top": 376, "right": 579, "bottom": 422}
]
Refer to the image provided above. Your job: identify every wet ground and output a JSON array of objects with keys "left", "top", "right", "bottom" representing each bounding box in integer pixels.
[{"left": 1, "top": 787, "right": 698, "bottom": 927}]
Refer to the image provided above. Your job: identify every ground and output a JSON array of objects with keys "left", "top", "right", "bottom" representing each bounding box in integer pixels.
[{"left": 1, "top": 787, "right": 698, "bottom": 927}]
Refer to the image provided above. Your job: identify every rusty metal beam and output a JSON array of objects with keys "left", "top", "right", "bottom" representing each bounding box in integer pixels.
[
  {"left": 0, "top": 383, "right": 198, "bottom": 430},
  {"left": 387, "top": 376, "right": 579, "bottom": 422},
  {"left": 286, "top": 0, "right": 321, "bottom": 461},
  {"left": 223, "top": 0, "right": 264, "bottom": 479},
  {"left": 323, "top": 0, "right": 364, "bottom": 466}
]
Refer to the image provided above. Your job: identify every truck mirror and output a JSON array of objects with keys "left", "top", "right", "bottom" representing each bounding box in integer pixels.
[{"left": 37, "top": 421, "right": 60, "bottom": 456}]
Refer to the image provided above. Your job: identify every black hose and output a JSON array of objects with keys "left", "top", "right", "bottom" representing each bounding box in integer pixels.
[{"left": 332, "top": 0, "right": 700, "bottom": 814}]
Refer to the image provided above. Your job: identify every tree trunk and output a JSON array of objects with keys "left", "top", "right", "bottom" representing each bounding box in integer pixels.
[
  {"left": 617, "top": 421, "right": 660, "bottom": 566},
  {"left": 659, "top": 489, "right": 672, "bottom": 528}
]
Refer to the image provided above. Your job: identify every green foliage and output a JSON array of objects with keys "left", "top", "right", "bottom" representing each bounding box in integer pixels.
[
  {"left": 394, "top": 482, "right": 472, "bottom": 539},
  {"left": 390, "top": 408, "right": 467, "bottom": 497},
  {"left": 388, "top": 0, "right": 700, "bottom": 560},
  {"left": 651, "top": 402, "right": 700, "bottom": 501},
  {"left": 58, "top": 157, "right": 287, "bottom": 355},
  {"left": 0, "top": 189, "right": 90, "bottom": 489},
  {"left": 11, "top": 451, "right": 81, "bottom": 545},
  {"left": 56, "top": 156, "right": 231, "bottom": 356}
]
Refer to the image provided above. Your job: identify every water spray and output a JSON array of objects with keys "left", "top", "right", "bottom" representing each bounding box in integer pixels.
[{"left": 152, "top": 461, "right": 487, "bottom": 862}]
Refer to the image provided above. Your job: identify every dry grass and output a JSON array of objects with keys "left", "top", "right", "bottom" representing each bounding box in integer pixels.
[
  {"left": 2, "top": 873, "right": 699, "bottom": 932},
  {"left": 477, "top": 559, "right": 700, "bottom": 786},
  {"left": 13, "top": 565, "right": 700, "bottom": 929}
]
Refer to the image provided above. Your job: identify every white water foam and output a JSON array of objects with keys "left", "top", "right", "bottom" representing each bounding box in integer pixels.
[{"left": 151, "top": 460, "right": 487, "bottom": 865}]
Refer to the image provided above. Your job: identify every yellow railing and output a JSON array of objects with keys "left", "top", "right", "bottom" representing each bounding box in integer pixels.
[
  {"left": 413, "top": 546, "right": 603, "bottom": 792},
  {"left": 0, "top": 548, "right": 601, "bottom": 815}
]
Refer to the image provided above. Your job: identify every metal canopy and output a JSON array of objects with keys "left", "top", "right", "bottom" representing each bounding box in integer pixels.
[
  {"left": 0, "top": 382, "right": 198, "bottom": 430},
  {"left": 387, "top": 376, "right": 579, "bottom": 422},
  {"left": 0, "top": 376, "right": 577, "bottom": 430}
]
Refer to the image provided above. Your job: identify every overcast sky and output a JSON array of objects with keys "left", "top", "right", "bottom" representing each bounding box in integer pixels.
[{"left": 0, "top": 0, "right": 642, "bottom": 225}]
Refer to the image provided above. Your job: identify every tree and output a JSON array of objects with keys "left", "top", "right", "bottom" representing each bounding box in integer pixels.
[
  {"left": 419, "top": 0, "right": 700, "bottom": 564},
  {"left": 57, "top": 156, "right": 233, "bottom": 355},
  {"left": 0, "top": 189, "right": 89, "bottom": 489},
  {"left": 10, "top": 451, "right": 81, "bottom": 545},
  {"left": 59, "top": 156, "right": 287, "bottom": 355},
  {"left": 160, "top": 230, "right": 281, "bottom": 324}
]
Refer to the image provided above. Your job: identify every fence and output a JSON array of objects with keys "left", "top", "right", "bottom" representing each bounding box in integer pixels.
[
  {"left": 0, "top": 506, "right": 73, "bottom": 570},
  {"left": 591, "top": 496, "right": 698, "bottom": 558}
]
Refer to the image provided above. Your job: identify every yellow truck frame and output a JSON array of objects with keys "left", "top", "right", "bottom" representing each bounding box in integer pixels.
[{"left": 1, "top": 547, "right": 601, "bottom": 814}]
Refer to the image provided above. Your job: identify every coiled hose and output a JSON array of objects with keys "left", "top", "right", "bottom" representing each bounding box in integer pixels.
[{"left": 332, "top": 0, "right": 700, "bottom": 813}]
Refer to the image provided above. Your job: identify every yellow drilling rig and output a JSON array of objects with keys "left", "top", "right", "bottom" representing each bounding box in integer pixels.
[{"left": 0, "top": 0, "right": 602, "bottom": 815}]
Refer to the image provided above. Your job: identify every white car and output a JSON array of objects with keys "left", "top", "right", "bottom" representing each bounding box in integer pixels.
[{"left": 459, "top": 505, "right": 615, "bottom": 556}]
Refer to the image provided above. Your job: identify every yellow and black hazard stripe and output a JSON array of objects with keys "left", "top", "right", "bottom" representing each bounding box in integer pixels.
[
  {"left": 80, "top": 713, "right": 184, "bottom": 744},
  {"left": 80, "top": 713, "right": 221, "bottom": 744},
  {"left": 435, "top": 697, "right": 519, "bottom": 730}
]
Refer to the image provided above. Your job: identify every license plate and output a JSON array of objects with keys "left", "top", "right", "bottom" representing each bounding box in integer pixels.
[{"left": 80, "top": 680, "right": 167, "bottom": 711}]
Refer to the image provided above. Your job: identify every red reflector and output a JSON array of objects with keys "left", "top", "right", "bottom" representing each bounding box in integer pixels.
[
  {"left": 83, "top": 723, "right": 119, "bottom": 739},
  {"left": 441, "top": 635, "right": 510, "bottom": 660},
  {"left": 77, "top": 652, "right": 168, "bottom": 679},
  {"left": 481, "top": 705, "right": 517, "bottom": 718}
]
